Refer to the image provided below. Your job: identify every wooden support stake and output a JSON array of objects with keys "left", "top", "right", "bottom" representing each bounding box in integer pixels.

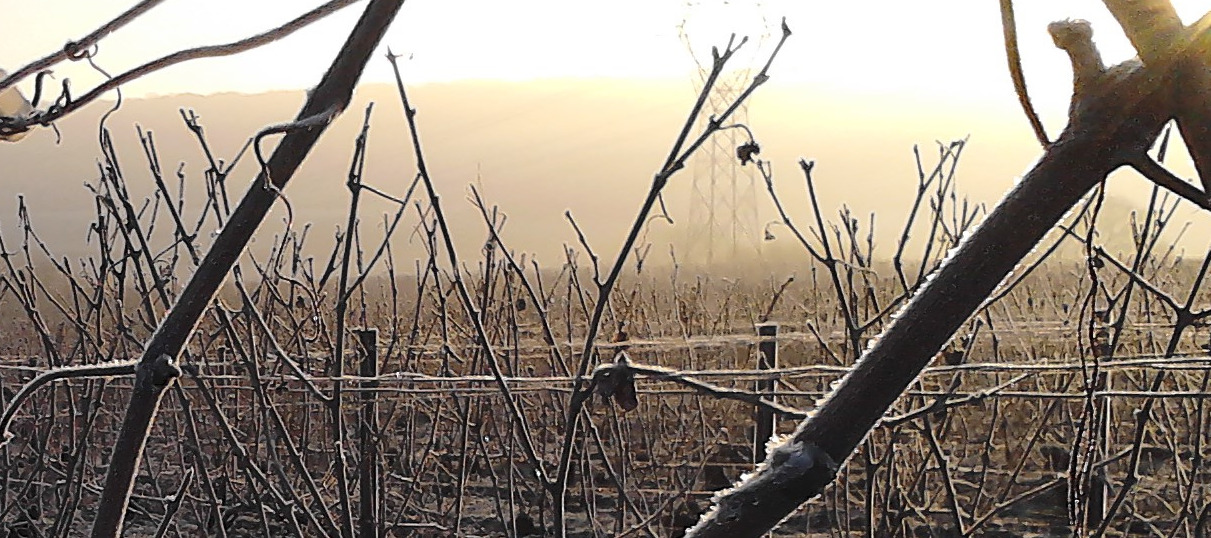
[
  {"left": 754, "top": 323, "right": 778, "bottom": 462},
  {"left": 356, "top": 328, "right": 379, "bottom": 538}
]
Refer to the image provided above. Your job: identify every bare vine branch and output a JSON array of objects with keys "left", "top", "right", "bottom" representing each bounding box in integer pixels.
[{"left": 0, "top": 0, "right": 363, "bottom": 140}]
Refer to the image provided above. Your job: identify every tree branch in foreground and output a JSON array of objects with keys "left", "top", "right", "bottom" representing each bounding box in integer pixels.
[
  {"left": 685, "top": 16, "right": 1183, "bottom": 538},
  {"left": 87, "top": 1, "right": 404, "bottom": 536}
]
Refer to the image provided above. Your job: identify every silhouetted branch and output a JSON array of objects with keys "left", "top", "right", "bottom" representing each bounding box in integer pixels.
[
  {"left": 0, "top": 0, "right": 168, "bottom": 94},
  {"left": 0, "top": 0, "right": 363, "bottom": 140},
  {"left": 560, "top": 22, "right": 792, "bottom": 536},
  {"left": 999, "top": 0, "right": 1050, "bottom": 146},
  {"left": 1104, "top": 0, "right": 1211, "bottom": 193},
  {"left": 685, "top": 15, "right": 1180, "bottom": 537},
  {"left": 87, "top": 1, "right": 404, "bottom": 536}
]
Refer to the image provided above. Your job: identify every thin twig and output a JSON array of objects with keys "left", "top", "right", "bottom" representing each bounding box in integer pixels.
[
  {"left": 998, "top": 0, "right": 1050, "bottom": 146},
  {"left": 0, "top": 0, "right": 363, "bottom": 139},
  {"left": 0, "top": 0, "right": 168, "bottom": 94}
]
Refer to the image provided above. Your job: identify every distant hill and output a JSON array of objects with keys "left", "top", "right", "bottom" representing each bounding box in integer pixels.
[{"left": 0, "top": 77, "right": 1188, "bottom": 274}]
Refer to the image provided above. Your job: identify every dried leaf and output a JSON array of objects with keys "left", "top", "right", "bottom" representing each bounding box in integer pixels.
[{"left": 736, "top": 142, "right": 761, "bottom": 166}]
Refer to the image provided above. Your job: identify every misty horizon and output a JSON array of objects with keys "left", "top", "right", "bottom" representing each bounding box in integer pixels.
[{"left": 0, "top": 77, "right": 1200, "bottom": 274}]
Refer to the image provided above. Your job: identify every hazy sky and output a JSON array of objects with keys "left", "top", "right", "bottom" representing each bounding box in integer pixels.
[
  {"left": 5, "top": 1, "right": 1211, "bottom": 266},
  {"left": 3, "top": 0, "right": 1209, "bottom": 108}
]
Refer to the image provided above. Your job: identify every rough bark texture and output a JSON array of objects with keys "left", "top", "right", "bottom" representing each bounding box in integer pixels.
[{"left": 1104, "top": 0, "right": 1211, "bottom": 192}]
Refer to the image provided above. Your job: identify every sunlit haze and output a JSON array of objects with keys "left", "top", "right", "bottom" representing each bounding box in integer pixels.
[
  {"left": 4, "top": 1, "right": 1209, "bottom": 102},
  {"left": 8, "top": 4, "right": 1211, "bottom": 536},
  {"left": 4, "top": 0, "right": 1211, "bottom": 267}
]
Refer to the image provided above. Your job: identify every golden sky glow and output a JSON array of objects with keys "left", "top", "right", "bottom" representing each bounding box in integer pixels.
[
  {"left": 3, "top": 0, "right": 1209, "bottom": 107},
  {"left": 5, "top": 1, "right": 1211, "bottom": 265}
]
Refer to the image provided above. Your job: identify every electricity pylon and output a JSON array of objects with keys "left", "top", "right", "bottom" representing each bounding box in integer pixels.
[{"left": 679, "top": 1, "right": 768, "bottom": 268}]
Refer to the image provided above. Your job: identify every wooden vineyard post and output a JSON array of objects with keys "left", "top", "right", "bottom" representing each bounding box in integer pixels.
[
  {"left": 1088, "top": 371, "right": 1110, "bottom": 530},
  {"left": 356, "top": 328, "right": 380, "bottom": 538},
  {"left": 754, "top": 323, "right": 779, "bottom": 461}
]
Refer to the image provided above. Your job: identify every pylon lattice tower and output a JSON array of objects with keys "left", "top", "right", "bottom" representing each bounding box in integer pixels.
[{"left": 680, "top": 1, "right": 768, "bottom": 268}]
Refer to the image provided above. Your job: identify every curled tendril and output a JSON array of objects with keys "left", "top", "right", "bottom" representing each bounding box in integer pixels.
[{"left": 63, "top": 41, "right": 98, "bottom": 61}]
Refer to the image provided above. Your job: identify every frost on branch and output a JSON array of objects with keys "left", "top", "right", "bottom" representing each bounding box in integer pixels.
[{"left": 685, "top": 436, "right": 839, "bottom": 536}]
